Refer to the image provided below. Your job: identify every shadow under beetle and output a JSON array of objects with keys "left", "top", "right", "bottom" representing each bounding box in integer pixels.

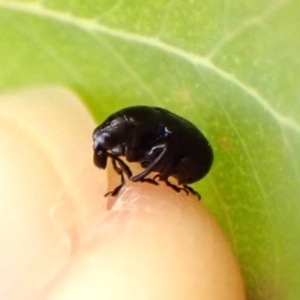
[{"left": 93, "top": 106, "right": 213, "bottom": 199}]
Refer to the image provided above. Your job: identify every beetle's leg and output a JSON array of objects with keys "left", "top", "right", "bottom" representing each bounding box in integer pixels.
[
  {"left": 183, "top": 185, "right": 201, "bottom": 200},
  {"left": 105, "top": 171, "right": 126, "bottom": 197},
  {"left": 111, "top": 157, "right": 122, "bottom": 174},
  {"left": 152, "top": 174, "right": 160, "bottom": 183},
  {"left": 163, "top": 179, "right": 188, "bottom": 195},
  {"left": 106, "top": 152, "right": 132, "bottom": 178},
  {"left": 103, "top": 154, "right": 132, "bottom": 197},
  {"left": 134, "top": 173, "right": 160, "bottom": 186},
  {"left": 139, "top": 177, "right": 159, "bottom": 185},
  {"left": 154, "top": 174, "right": 190, "bottom": 196},
  {"left": 130, "top": 144, "right": 167, "bottom": 182},
  {"left": 153, "top": 174, "right": 183, "bottom": 193}
]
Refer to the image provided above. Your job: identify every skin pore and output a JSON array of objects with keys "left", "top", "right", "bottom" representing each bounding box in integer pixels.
[{"left": 0, "top": 87, "right": 245, "bottom": 300}]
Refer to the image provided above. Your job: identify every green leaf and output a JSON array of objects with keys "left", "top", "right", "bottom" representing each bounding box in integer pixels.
[{"left": 0, "top": 1, "right": 299, "bottom": 299}]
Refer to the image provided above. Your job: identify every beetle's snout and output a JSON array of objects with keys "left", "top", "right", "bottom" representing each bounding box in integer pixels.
[{"left": 93, "top": 149, "right": 108, "bottom": 169}]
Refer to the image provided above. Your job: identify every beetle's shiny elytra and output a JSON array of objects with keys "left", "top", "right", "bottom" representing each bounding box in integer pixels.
[{"left": 93, "top": 106, "right": 213, "bottom": 199}]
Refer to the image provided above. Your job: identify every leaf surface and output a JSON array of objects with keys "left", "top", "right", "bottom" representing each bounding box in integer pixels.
[{"left": 0, "top": 1, "right": 299, "bottom": 299}]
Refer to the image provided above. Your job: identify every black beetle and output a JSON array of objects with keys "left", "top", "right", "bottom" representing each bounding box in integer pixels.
[{"left": 93, "top": 106, "right": 213, "bottom": 199}]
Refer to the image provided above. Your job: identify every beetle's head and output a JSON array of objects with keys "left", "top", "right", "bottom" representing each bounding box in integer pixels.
[
  {"left": 93, "top": 113, "right": 130, "bottom": 150},
  {"left": 93, "top": 113, "right": 131, "bottom": 169}
]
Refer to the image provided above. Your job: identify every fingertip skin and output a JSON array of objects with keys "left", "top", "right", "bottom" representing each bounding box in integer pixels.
[{"left": 46, "top": 180, "right": 246, "bottom": 300}]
